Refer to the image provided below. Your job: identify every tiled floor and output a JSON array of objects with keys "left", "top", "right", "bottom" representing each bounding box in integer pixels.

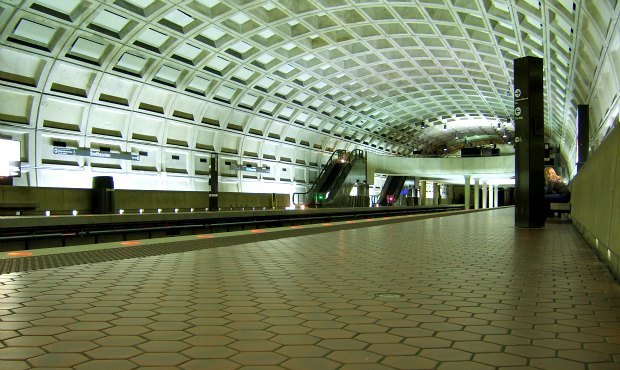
[{"left": 1, "top": 208, "right": 619, "bottom": 370}]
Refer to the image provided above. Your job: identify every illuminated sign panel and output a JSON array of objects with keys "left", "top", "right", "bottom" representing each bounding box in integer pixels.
[
  {"left": 53, "top": 147, "right": 140, "bottom": 161},
  {"left": 0, "top": 139, "right": 21, "bottom": 177}
]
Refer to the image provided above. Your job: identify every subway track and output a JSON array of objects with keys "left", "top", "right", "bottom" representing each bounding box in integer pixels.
[{"left": 0, "top": 205, "right": 472, "bottom": 274}]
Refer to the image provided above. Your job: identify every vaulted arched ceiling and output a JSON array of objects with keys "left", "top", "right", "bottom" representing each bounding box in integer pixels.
[{"left": 1, "top": 0, "right": 618, "bottom": 180}]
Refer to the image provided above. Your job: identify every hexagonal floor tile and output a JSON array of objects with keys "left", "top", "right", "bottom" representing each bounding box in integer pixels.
[
  {"left": 381, "top": 355, "right": 437, "bottom": 369},
  {"left": 130, "top": 352, "right": 189, "bottom": 366},
  {"left": 281, "top": 357, "right": 340, "bottom": 370},
  {"left": 27, "top": 353, "right": 89, "bottom": 367},
  {"left": 229, "top": 351, "right": 286, "bottom": 366}
]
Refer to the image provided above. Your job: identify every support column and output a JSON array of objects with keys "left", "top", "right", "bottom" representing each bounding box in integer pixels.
[
  {"left": 413, "top": 177, "right": 420, "bottom": 205},
  {"left": 209, "top": 154, "right": 219, "bottom": 211},
  {"left": 419, "top": 180, "right": 426, "bottom": 206},
  {"left": 577, "top": 104, "right": 589, "bottom": 171},
  {"left": 474, "top": 178, "right": 480, "bottom": 209},
  {"left": 433, "top": 182, "right": 441, "bottom": 205},
  {"left": 464, "top": 176, "right": 471, "bottom": 210},
  {"left": 488, "top": 184, "right": 494, "bottom": 208},
  {"left": 494, "top": 186, "right": 499, "bottom": 208},
  {"left": 427, "top": 181, "right": 434, "bottom": 205},
  {"left": 482, "top": 181, "right": 488, "bottom": 208},
  {"left": 514, "top": 56, "right": 545, "bottom": 228}
]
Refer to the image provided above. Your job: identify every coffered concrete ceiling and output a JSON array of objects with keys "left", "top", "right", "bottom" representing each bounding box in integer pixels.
[{"left": 0, "top": 0, "right": 618, "bottom": 177}]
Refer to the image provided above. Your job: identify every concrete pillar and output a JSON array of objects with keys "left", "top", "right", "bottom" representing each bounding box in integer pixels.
[
  {"left": 474, "top": 178, "right": 480, "bottom": 209},
  {"left": 433, "top": 182, "right": 441, "bottom": 205},
  {"left": 209, "top": 154, "right": 219, "bottom": 211},
  {"left": 514, "top": 56, "right": 545, "bottom": 228},
  {"left": 419, "top": 180, "right": 426, "bottom": 206},
  {"left": 413, "top": 177, "right": 420, "bottom": 205},
  {"left": 464, "top": 176, "right": 471, "bottom": 210},
  {"left": 577, "top": 104, "right": 589, "bottom": 171},
  {"left": 494, "top": 186, "right": 499, "bottom": 208},
  {"left": 427, "top": 181, "right": 433, "bottom": 205},
  {"left": 488, "top": 184, "right": 494, "bottom": 208},
  {"left": 482, "top": 181, "right": 488, "bottom": 209}
]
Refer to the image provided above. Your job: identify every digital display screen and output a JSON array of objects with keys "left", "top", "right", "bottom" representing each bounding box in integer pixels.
[{"left": 0, "top": 139, "right": 21, "bottom": 177}]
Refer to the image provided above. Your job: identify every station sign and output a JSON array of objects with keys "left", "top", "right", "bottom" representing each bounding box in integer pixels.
[
  {"left": 229, "top": 164, "right": 270, "bottom": 173},
  {"left": 53, "top": 147, "right": 140, "bottom": 161}
]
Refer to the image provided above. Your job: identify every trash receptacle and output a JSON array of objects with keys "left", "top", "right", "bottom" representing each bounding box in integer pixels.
[{"left": 92, "top": 176, "right": 115, "bottom": 214}]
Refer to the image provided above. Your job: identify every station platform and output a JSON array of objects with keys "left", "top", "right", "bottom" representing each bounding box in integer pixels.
[{"left": 1, "top": 207, "right": 619, "bottom": 370}]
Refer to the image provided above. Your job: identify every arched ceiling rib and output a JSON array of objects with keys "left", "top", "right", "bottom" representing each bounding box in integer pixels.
[{"left": 0, "top": 0, "right": 617, "bottom": 165}]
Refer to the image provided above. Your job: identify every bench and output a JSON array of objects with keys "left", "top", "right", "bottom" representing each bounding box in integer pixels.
[{"left": 549, "top": 202, "right": 571, "bottom": 216}]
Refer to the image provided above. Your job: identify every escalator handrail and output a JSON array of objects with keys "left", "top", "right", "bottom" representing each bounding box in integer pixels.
[
  {"left": 292, "top": 149, "right": 346, "bottom": 205},
  {"left": 378, "top": 176, "right": 407, "bottom": 205},
  {"left": 319, "top": 149, "right": 369, "bottom": 206}
]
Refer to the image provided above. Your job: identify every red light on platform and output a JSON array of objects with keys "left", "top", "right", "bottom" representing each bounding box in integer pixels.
[
  {"left": 120, "top": 241, "right": 141, "bottom": 246},
  {"left": 250, "top": 229, "right": 265, "bottom": 233},
  {"left": 345, "top": 220, "right": 355, "bottom": 224},
  {"left": 6, "top": 251, "right": 33, "bottom": 257},
  {"left": 197, "top": 234, "right": 215, "bottom": 239},
  {"left": 290, "top": 225, "right": 304, "bottom": 229}
]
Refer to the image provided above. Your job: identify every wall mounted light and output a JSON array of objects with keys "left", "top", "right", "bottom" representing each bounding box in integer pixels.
[
  {"left": 139, "top": 208, "right": 144, "bottom": 214},
  {"left": 72, "top": 210, "right": 78, "bottom": 216}
]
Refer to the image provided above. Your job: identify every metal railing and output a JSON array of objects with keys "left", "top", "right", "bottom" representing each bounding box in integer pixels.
[{"left": 292, "top": 149, "right": 365, "bottom": 206}]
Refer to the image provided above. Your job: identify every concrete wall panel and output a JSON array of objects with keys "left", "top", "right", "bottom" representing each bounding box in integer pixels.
[{"left": 571, "top": 126, "right": 620, "bottom": 279}]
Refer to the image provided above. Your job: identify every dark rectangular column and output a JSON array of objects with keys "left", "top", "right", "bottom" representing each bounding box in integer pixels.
[
  {"left": 514, "top": 56, "right": 545, "bottom": 228},
  {"left": 209, "top": 154, "right": 219, "bottom": 211},
  {"left": 577, "top": 104, "right": 589, "bottom": 170}
]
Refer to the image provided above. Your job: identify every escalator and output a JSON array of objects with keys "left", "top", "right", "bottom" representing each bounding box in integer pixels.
[
  {"left": 316, "top": 162, "right": 345, "bottom": 195},
  {"left": 378, "top": 176, "right": 407, "bottom": 206},
  {"left": 293, "top": 149, "right": 366, "bottom": 208}
]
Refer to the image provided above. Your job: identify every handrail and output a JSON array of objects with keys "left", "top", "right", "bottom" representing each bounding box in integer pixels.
[
  {"left": 292, "top": 149, "right": 367, "bottom": 205},
  {"left": 292, "top": 149, "right": 348, "bottom": 205},
  {"left": 378, "top": 176, "right": 406, "bottom": 206}
]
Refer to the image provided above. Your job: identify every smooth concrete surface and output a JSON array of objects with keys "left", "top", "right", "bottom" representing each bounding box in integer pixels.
[
  {"left": 0, "top": 208, "right": 619, "bottom": 370},
  {"left": 0, "top": 186, "right": 91, "bottom": 215},
  {"left": 571, "top": 126, "right": 620, "bottom": 279},
  {"left": 367, "top": 153, "right": 515, "bottom": 184},
  {"left": 0, "top": 186, "right": 289, "bottom": 216}
]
